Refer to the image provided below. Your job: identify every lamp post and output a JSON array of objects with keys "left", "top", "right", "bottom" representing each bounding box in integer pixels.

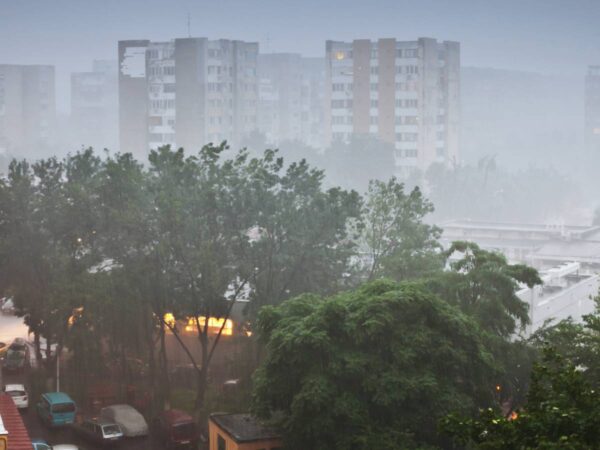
[{"left": 56, "top": 347, "right": 60, "bottom": 392}]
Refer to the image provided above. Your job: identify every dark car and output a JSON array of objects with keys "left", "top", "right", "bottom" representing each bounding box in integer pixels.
[
  {"left": 154, "top": 409, "right": 199, "bottom": 449},
  {"left": 72, "top": 418, "right": 124, "bottom": 445},
  {"left": 3, "top": 348, "right": 28, "bottom": 372}
]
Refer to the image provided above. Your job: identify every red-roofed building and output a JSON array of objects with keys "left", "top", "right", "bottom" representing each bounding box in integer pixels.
[{"left": 0, "top": 393, "right": 32, "bottom": 449}]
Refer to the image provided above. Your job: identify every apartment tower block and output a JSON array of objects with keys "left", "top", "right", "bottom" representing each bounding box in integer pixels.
[
  {"left": 119, "top": 38, "right": 259, "bottom": 157},
  {"left": 325, "top": 37, "right": 459, "bottom": 171}
]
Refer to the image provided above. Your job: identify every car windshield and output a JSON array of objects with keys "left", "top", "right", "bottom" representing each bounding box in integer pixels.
[
  {"left": 102, "top": 424, "right": 121, "bottom": 435},
  {"left": 51, "top": 402, "right": 75, "bottom": 413},
  {"left": 7, "top": 390, "right": 26, "bottom": 396},
  {"left": 6, "top": 351, "right": 23, "bottom": 360},
  {"left": 10, "top": 343, "right": 26, "bottom": 351},
  {"left": 173, "top": 422, "right": 195, "bottom": 438}
]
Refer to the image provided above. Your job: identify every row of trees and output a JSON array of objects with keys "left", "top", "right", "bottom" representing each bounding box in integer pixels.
[
  {"left": 3, "top": 142, "right": 587, "bottom": 448},
  {"left": 0, "top": 143, "right": 439, "bottom": 413}
]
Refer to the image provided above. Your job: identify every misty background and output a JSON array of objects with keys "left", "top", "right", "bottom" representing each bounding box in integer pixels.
[{"left": 1, "top": 0, "right": 600, "bottom": 223}]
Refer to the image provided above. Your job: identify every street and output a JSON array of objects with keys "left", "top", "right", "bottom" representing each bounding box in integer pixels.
[
  {"left": 3, "top": 368, "right": 171, "bottom": 449},
  {"left": 1, "top": 313, "right": 171, "bottom": 449}
]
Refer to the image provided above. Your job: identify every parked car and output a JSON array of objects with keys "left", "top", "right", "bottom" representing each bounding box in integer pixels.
[
  {"left": 8, "top": 337, "right": 28, "bottom": 352},
  {"left": 72, "top": 417, "right": 123, "bottom": 445},
  {"left": 4, "top": 383, "right": 28, "bottom": 409},
  {"left": 0, "top": 298, "right": 14, "bottom": 314},
  {"left": 32, "top": 439, "right": 52, "bottom": 450},
  {"left": 3, "top": 348, "right": 28, "bottom": 372},
  {"left": 154, "top": 409, "right": 199, "bottom": 448},
  {"left": 37, "top": 392, "right": 77, "bottom": 427},
  {"left": 100, "top": 404, "right": 148, "bottom": 437},
  {"left": 31, "top": 443, "right": 85, "bottom": 450}
]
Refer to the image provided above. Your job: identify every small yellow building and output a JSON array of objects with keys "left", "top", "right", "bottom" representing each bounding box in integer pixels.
[{"left": 209, "top": 413, "right": 283, "bottom": 450}]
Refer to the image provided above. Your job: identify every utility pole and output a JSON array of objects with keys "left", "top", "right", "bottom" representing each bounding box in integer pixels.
[
  {"left": 56, "top": 347, "right": 60, "bottom": 392},
  {"left": 187, "top": 12, "right": 191, "bottom": 38}
]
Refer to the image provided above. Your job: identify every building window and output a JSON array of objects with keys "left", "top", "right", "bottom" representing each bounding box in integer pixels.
[
  {"left": 370, "top": 99, "right": 378, "bottom": 108},
  {"left": 217, "top": 434, "right": 226, "bottom": 450},
  {"left": 370, "top": 66, "right": 378, "bottom": 75},
  {"left": 370, "top": 83, "right": 378, "bottom": 91}
]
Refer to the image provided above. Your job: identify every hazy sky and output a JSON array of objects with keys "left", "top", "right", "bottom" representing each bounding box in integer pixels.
[{"left": 1, "top": 0, "right": 599, "bottom": 112}]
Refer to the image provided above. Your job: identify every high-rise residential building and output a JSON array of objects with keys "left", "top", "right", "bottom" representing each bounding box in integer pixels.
[
  {"left": 258, "top": 54, "right": 325, "bottom": 148},
  {"left": 585, "top": 65, "right": 600, "bottom": 154},
  {"left": 71, "top": 60, "right": 118, "bottom": 151},
  {"left": 325, "top": 37, "right": 460, "bottom": 171},
  {"left": 118, "top": 38, "right": 259, "bottom": 157},
  {"left": 0, "top": 64, "right": 56, "bottom": 158}
]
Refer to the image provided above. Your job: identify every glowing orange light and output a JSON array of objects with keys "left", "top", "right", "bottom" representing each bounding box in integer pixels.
[
  {"left": 495, "top": 385, "right": 502, "bottom": 392},
  {"left": 68, "top": 306, "right": 84, "bottom": 327},
  {"left": 185, "top": 316, "right": 233, "bottom": 336},
  {"left": 335, "top": 51, "right": 345, "bottom": 61},
  {"left": 508, "top": 411, "right": 518, "bottom": 421},
  {"left": 163, "top": 313, "right": 176, "bottom": 328}
]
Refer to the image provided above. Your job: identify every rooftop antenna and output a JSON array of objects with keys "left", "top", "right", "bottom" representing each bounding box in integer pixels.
[
  {"left": 265, "top": 33, "right": 271, "bottom": 53},
  {"left": 187, "top": 12, "right": 191, "bottom": 38}
]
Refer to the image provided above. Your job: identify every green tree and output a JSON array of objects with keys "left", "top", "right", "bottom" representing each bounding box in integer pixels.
[
  {"left": 529, "top": 294, "right": 600, "bottom": 387},
  {"left": 252, "top": 279, "right": 495, "bottom": 450},
  {"left": 362, "top": 177, "right": 442, "bottom": 282},
  {"left": 442, "top": 347, "right": 600, "bottom": 450},
  {"left": 428, "top": 241, "right": 541, "bottom": 338}
]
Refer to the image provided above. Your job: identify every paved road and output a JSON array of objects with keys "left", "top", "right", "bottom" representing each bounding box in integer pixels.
[
  {"left": 1, "top": 312, "right": 204, "bottom": 449},
  {"left": 1, "top": 341, "right": 171, "bottom": 450},
  {"left": 3, "top": 369, "right": 168, "bottom": 449}
]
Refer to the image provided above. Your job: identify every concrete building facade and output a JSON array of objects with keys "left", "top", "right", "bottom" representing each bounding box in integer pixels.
[
  {"left": 119, "top": 38, "right": 259, "bottom": 157},
  {"left": 71, "top": 60, "right": 118, "bottom": 151},
  {"left": 258, "top": 54, "right": 325, "bottom": 148},
  {"left": 325, "top": 37, "right": 460, "bottom": 171},
  {"left": 585, "top": 65, "right": 600, "bottom": 154},
  {"left": 0, "top": 64, "right": 56, "bottom": 158}
]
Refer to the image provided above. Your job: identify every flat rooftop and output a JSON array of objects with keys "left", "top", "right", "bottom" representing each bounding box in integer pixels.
[{"left": 210, "top": 413, "right": 280, "bottom": 443}]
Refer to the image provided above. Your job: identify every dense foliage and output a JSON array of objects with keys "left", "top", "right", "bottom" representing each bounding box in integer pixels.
[
  {"left": 442, "top": 348, "right": 600, "bottom": 449},
  {"left": 253, "top": 280, "right": 495, "bottom": 449}
]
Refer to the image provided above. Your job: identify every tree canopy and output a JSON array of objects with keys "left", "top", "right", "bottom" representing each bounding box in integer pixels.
[{"left": 252, "top": 279, "right": 496, "bottom": 450}]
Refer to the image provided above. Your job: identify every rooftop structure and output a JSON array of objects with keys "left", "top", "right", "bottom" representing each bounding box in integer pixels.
[
  {"left": 0, "top": 394, "right": 32, "bottom": 449},
  {"left": 518, "top": 262, "right": 599, "bottom": 334},
  {"left": 209, "top": 413, "right": 282, "bottom": 450},
  {"left": 441, "top": 219, "right": 600, "bottom": 270}
]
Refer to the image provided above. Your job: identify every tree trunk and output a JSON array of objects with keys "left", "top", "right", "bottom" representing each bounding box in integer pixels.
[
  {"left": 33, "top": 331, "right": 42, "bottom": 367},
  {"left": 158, "top": 322, "right": 171, "bottom": 408},
  {"left": 194, "top": 334, "right": 209, "bottom": 410}
]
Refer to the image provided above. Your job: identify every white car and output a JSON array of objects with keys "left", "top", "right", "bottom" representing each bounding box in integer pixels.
[
  {"left": 4, "top": 383, "right": 28, "bottom": 409},
  {"left": 100, "top": 404, "right": 149, "bottom": 437}
]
